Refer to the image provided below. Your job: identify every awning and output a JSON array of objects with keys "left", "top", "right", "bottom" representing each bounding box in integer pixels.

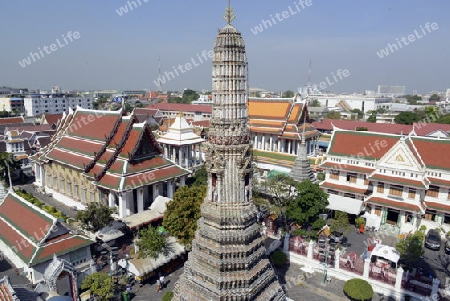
[
  {"left": 121, "top": 196, "right": 171, "bottom": 230},
  {"left": 326, "top": 194, "right": 364, "bottom": 215},
  {"left": 95, "top": 220, "right": 125, "bottom": 243},
  {"left": 370, "top": 244, "right": 400, "bottom": 265}
]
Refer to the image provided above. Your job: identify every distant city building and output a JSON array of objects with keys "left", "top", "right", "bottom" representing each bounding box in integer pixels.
[
  {"left": 51, "top": 86, "right": 62, "bottom": 93},
  {"left": 378, "top": 85, "right": 389, "bottom": 95},
  {"left": 389, "top": 86, "right": 406, "bottom": 96},
  {"left": 446, "top": 89, "right": 450, "bottom": 100},
  {"left": 0, "top": 97, "right": 24, "bottom": 113},
  {"left": 23, "top": 94, "right": 93, "bottom": 116},
  {"left": 313, "top": 94, "right": 392, "bottom": 113}
]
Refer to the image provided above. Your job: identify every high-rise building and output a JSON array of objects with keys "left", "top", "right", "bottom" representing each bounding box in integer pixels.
[
  {"left": 173, "top": 4, "right": 286, "bottom": 301},
  {"left": 377, "top": 85, "right": 389, "bottom": 95},
  {"left": 389, "top": 86, "right": 406, "bottom": 96}
]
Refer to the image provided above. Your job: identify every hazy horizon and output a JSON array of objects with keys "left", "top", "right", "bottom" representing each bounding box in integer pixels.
[{"left": 1, "top": 0, "right": 449, "bottom": 94}]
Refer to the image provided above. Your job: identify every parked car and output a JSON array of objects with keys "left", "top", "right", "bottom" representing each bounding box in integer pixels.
[
  {"left": 445, "top": 240, "right": 450, "bottom": 254},
  {"left": 425, "top": 229, "right": 441, "bottom": 250}
]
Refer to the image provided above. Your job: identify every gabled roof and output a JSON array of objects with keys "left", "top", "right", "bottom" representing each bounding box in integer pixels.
[
  {"left": 42, "top": 113, "right": 63, "bottom": 126},
  {"left": 32, "top": 108, "right": 189, "bottom": 192},
  {"left": 327, "top": 130, "right": 399, "bottom": 160},
  {"left": 157, "top": 113, "right": 205, "bottom": 146},
  {"left": 0, "top": 192, "right": 92, "bottom": 266}
]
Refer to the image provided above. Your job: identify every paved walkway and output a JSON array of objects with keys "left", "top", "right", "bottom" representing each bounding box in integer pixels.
[{"left": 14, "top": 183, "right": 78, "bottom": 218}]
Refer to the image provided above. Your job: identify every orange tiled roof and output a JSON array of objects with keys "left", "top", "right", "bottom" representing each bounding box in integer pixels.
[{"left": 248, "top": 99, "right": 291, "bottom": 120}]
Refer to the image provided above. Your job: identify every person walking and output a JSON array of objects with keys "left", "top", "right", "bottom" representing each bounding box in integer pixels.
[
  {"left": 156, "top": 279, "right": 161, "bottom": 292},
  {"left": 159, "top": 275, "right": 165, "bottom": 289}
]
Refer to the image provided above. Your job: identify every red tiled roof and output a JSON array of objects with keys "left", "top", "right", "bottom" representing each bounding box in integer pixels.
[
  {"left": 147, "top": 103, "right": 212, "bottom": 114},
  {"left": 312, "top": 119, "right": 412, "bottom": 134},
  {"left": 427, "top": 177, "right": 450, "bottom": 188},
  {"left": 328, "top": 131, "right": 399, "bottom": 159},
  {"left": 67, "top": 110, "right": 121, "bottom": 141},
  {"left": 368, "top": 173, "right": 427, "bottom": 189},
  {"left": 125, "top": 156, "right": 171, "bottom": 173},
  {"left": 0, "top": 218, "right": 35, "bottom": 262},
  {"left": 190, "top": 120, "right": 210, "bottom": 128},
  {"left": 123, "top": 166, "right": 188, "bottom": 189},
  {"left": 120, "top": 128, "right": 141, "bottom": 157},
  {"left": 365, "top": 196, "right": 423, "bottom": 212},
  {"left": 134, "top": 108, "right": 159, "bottom": 116},
  {"left": 44, "top": 113, "right": 63, "bottom": 125},
  {"left": 411, "top": 137, "right": 450, "bottom": 170},
  {"left": 7, "top": 124, "right": 53, "bottom": 133},
  {"left": 0, "top": 117, "right": 24, "bottom": 125},
  {"left": 412, "top": 122, "right": 450, "bottom": 136},
  {"left": 32, "top": 236, "right": 92, "bottom": 265},
  {"left": 425, "top": 201, "right": 450, "bottom": 213},
  {"left": 57, "top": 136, "right": 104, "bottom": 157},
  {"left": 0, "top": 194, "right": 53, "bottom": 241},
  {"left": 46, "top": 148, "right": 92, "bottom": 170},
  {"left": 320, "top": 162, "right": 375, "bottom": 174},
  {"left": 320, "top": 181, "right": 369, "bottom": 195}
]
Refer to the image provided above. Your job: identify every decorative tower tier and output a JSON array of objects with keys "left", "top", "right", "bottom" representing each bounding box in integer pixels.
[{"left": 173, "top": 4, "right": 286, "bottom": 301}]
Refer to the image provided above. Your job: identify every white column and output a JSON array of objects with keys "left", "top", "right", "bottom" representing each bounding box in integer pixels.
[
  {"left": 269, "top": 135, "right": 273, "bottom": 152},
  {"left": 152, "top": 184, "right": 159, "bottom": 202},
  {"left": 395, "top": 267, "right": 404, "bottom": 290},
  {"left": 307, "top": 240, "right": 315, "bottom": 259},
  {"left": 199, "top": 144, "right": 203, "bottom": 163},
  {"left": 40, "top": 166, "right": 45, "bottom": 186},
  {"left": 281, "top": 139, "right": 285, "bottom": 153},
  {"left": 137, "top": 188, "right": 144, "bottom": 213},
  {"left": 108, "top": 192, "right": 114, "bottom": 208},
  {"left": 185, "top": 145, "right": 189, "bottom": 168},
  {"left": 254, "top": 134, "right": 258, "bottom": 148},
  {"left": 118, "top": 193, "right": 127, "bottom": 219},
  {"left": 178, "top": 147, "right": 183, "bottom": 166},
  {"left": 167, "top": 180, "right": 173, "bottom": 198},
  {"left": 287, "top": 140, "right": 291, "bottom": 154},
  {"left": 431, "top": 278, "right": 440, "bottom": 298},
  {"left": 180, "top": 176, "right": 185, "bottom": 186},
  {"left": 335, "top": 248, "right": 341, "bottom": 271},
  {"left": 172, "top": 145, "right": 176, "bottom": 162},
  {"left": 363, "top": 258, "right": 371, "bottom": 278},
  {"left": 261, "top": 134, "right": 265, "bottom": 150},
  {"left": 164, "top": 145, "right": 168, "bottom": 158}
]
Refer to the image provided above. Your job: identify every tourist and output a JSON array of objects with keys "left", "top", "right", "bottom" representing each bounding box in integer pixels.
[
  {"left": 159, "top": 275, "right": 165, "bottom": 289},
  {"left": 156, "top": 279, "right": 161, "bottom": 292}
]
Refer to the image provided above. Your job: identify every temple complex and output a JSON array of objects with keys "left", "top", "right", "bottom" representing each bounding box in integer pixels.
[{"left": 173, "top": 4, "right": 286, "bottom": 301}]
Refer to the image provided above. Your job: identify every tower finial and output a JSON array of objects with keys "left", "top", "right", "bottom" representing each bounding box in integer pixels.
[{"left": 223, "top": 0, "right": 236, "bottom": 24}]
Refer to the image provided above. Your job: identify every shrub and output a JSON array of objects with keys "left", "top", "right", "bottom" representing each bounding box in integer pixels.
[
  {"left": 355, "top": 217, "right": 365, "bottom": 228},
  {"left": 420, "top": 225, "right": 427, "bottom": 231},
  {"left": 162, "top": 291, "right": 174, "bottom": 301},
  {"left": 270, "top": 250, "right": 288, "bottom": 267},
  {"left": 343, "top": 278, "right": 373, "bottom": 301}
]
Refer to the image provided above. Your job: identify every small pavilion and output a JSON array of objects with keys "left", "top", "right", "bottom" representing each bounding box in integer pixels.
[{"left": 157, "top": 112, "right": 205, "bottom": 171}]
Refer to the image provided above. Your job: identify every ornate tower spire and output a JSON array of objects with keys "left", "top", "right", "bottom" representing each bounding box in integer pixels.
[
  {"left": 223, "top": 0, "right": 236, "bottom": 24},
  {"left": 289, "top": 98, "right": 317, "bottom": 183},
  {"left": 173, "top": 4, "right": 286, "bottom": 301}
]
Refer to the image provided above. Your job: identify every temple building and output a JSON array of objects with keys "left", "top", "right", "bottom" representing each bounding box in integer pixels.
[
  {"left": 249, "top": 97, "right": 320, "bottom": 156},
  {"left": 173, "top": 5, "right": 285, "bottom": 301},
  {"left": 31, "top": 107, "right": 189, "bottom": 220},
  {"left": 157, "top": 112, "right": 205, "bottom": 171},
  {"left": 321, "top": 129, "right": 450, "bottom": 235},
  {"left": 0, "top": 191, "right": 93, "bottom": 287}
]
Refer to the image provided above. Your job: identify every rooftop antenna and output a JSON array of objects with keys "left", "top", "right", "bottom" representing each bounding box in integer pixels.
[{"left": 307, "top": 59, "right": 312, "bottom": 95}]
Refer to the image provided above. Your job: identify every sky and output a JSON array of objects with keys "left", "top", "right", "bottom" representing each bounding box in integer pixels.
[{"left": 1, "top": 0, "right": 449, "bottom": 94}]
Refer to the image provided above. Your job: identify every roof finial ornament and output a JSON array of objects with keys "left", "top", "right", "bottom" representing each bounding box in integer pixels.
[{"left": 223, "top": 0, "right": 236, "bottom": 25}]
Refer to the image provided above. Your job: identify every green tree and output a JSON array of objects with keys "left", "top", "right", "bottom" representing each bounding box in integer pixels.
[
  {"left": 162, "top": 185, "right": 206, "bottom": 246},
  {"left": 135, "top": 225, "right": 171, "bottom": 259},
  {"left": 286, "top": 180, "right": 329, "bottom": 225},
  {"left": 263, "top": 174, "right": 296, "bottom": 231},
  {"left": 75, "top": 203, "right": 115, "bottom": 232},
  {"left": 282, "top": 90, "right": 295, "bottom": 98},
  {"left": 367, "top": 111, "right": 377, "bottom": 123},
  {"left": 330, "top": 211, "right": 352, "bottom": 234},
  {"left": 310, "top": 99, "right": 321, "bottom": 107},
  {"left": 351, "top": 109, "right": 363, "bottom": 119},
  {"left": 429, "top": 94, "right": 441, "bottom": 102},
  {"left": 396, "top": 230, "right": 425, "bottom": 268},
  {"left": 81, "top": 272, "right": 114, "bottom": 301},
  {"left": 325, "top": 111, "right": 341, "bottom": 120},
  {"left": 394, "top": 111, "right": 420, "bottom": 125},
  {"left": 186, "top": 166, "right": 207, "bottom": 187},
  {"left": 376, "top": 107, "right": 386, "bottom": 114},
  {"left": 182, "top": 89, "right": 200, "bottom": 103},
  {"left": 0, "top": 153, "right": 21, "bottom": 186},
  {"left": 435, "top": 114, "right": 450, "bottom": 124},
  {"left": 168, "top": 97, "right": 183, "bottom": 103}
]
